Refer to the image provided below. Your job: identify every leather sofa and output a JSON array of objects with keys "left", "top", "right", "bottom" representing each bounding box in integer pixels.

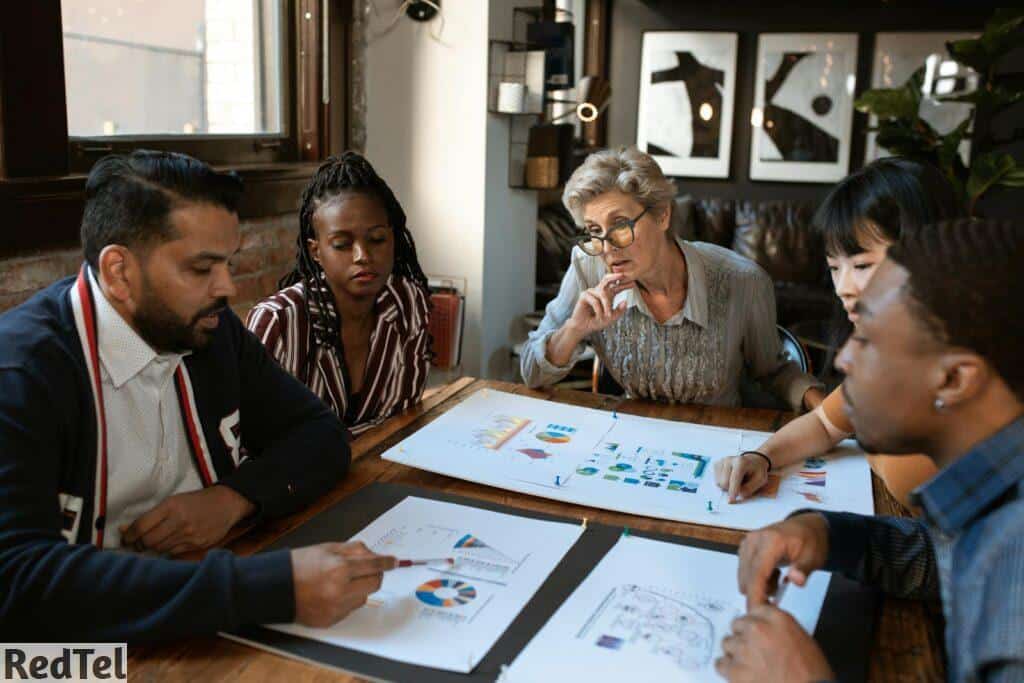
[
  {"left": 670, "top": 196, "right": 835, "bottom": 327},
  {"left": 534, "top": 195, "right": 836, "bottom": 327}
]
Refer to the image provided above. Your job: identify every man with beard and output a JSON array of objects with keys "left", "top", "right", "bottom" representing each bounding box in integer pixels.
[
  {"left": 0, "top": 151, "right": 396, "bottom": 641},
  {"left": 715, "top": 218, "right": 1024, "bottom": 683}
]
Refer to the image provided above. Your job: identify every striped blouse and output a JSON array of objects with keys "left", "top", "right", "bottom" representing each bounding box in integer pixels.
[{"left": 245, "top": 276, "right": 431, "bottom": 436}]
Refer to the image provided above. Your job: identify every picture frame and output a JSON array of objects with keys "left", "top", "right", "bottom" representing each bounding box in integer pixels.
[
  {"left": 866, "top": 32, "right": 979, "bottom": 165},
  {"left": 749, "top": 33, "right": 858, "bottom": 183},
  {"left": 636, "top": 31, "right": 738, "bottom": 179}
]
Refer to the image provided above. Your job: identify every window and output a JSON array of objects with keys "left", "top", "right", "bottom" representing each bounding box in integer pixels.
[
  {"left": 0, "top": 1, "right": 351, "bottom": 255},
  {"left": 62, "top": 0, "right": 283, "bottom": 138}
]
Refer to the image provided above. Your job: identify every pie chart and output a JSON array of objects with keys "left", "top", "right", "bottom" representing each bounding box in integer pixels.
[
  {"left": 536, "top": 431, "right": 571, "bottom": 444},
  {"left": 415, "top": 579, "right": 477, "bottom": 608}
]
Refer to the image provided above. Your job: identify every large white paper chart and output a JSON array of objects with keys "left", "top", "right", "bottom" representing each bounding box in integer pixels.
[
  {"left": 392, "top": 388, "right": 617, "bottom": 488},
  {"left": 384, "top": 389, "right": 874, "bottom": 530},
  {"left": 268, "top": 497, "right": 583, "bottom": 673},
  {"left": 708, "top": 430, "right": 876, "bottom": 530},
  {"left": 506, "top": 535, "right": 831, "bottom": 682}
]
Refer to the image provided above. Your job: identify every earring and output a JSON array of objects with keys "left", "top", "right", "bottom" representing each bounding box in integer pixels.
[{"left": 934, "top": 397, "right": 945, "bottom": 411}]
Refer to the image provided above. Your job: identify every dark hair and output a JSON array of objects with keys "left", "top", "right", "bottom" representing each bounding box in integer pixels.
[
  {"left": 814, "top": 157, "right": 961, "bottom": 257},
  {"left": 815, "top": 158, "right": 963, "bottom": 381},
  {"left": 81, "top": 150, "right": 243, "bottom": 268},
  {"left": 280, "top": 151, "right": 430, "bottom": 347},
  {"left": 888, "top": 218, "right": 1024, "bottom": 399}
]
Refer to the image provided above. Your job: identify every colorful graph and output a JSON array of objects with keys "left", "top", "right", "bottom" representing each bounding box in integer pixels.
[
  {"left": 517, "top": 448, "right": 554, "bottom": 460},
  {"left": 797, "top": 470, "right": 827, "bottom": 487},
  {"left": 575, "top": 445, "right": 708, "bottom": 494},
  {"left": 471, "top": 415, "right": 530, "bottom": 450},
  {"left": 536, "top": 431, "right": 571, "bottom": 444},
  {"left": 546, "top": 423, "right": 577, "bottom": 433},
  {"left": 415, "top": 578, "right": 477, "bottom": 607},
  {"left": 672, "top": 452, "right": 710, "bottom": 478},
  {"left": 454, "top": 534, "right": 489, "bottom": 549}
]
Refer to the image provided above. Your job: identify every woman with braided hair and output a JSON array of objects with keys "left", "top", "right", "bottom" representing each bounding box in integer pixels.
[{"left": 246, "top": 152, "right": 432, "bottom": 436}]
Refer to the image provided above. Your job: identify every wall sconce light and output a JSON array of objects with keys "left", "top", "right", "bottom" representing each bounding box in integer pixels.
[{"left": 547, "top": 75, "right": 612, "bottom": 124}]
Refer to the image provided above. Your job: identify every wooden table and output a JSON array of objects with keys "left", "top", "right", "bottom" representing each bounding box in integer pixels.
[{"left": 129, "top": 379, "right": 946, "bottom": 682}]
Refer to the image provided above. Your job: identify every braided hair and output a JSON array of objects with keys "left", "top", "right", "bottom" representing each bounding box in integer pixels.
[
  {"left": 888, "top": 218, "right": 1024, "bottom": 399},
  {"left": 280, "top": 152, "right": 431, "bottom": 349}
]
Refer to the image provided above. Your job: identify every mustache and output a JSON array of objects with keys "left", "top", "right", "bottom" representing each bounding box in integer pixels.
[{"left": 190, "top": 298, "right": 229, "bottom": 325}]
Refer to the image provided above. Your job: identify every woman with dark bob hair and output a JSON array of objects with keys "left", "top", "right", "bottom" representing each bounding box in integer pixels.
[{"left": 714, "top": 157, "right": 962, "bottom": 508}]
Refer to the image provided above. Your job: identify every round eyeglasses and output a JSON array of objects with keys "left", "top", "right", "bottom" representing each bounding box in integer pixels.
[{"left": 572, "top": 207, "right": 648, "bottom": 256}]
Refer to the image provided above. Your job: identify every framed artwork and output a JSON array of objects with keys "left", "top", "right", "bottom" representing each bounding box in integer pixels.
[
  {"left": 866, "top": 32, "right": 979, "bottom": 165},
  {"left": 750, "top": 33, "right": 858, "bottom": 183},
  {"left": 636, "top": 32, "right": 738, "bottom": 178}
]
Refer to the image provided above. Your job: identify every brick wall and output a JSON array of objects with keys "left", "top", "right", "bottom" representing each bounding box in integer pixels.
[{"left": 0, "top": 212, "right": 300, "bottom": 321}]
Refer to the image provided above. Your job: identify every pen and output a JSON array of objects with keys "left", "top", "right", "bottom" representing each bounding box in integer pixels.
[{"left": 394, "top": 557, "right": 456, "bottom": 568}]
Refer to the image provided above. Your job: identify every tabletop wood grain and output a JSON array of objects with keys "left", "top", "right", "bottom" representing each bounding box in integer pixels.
[{"left": 127, "top": 379, "right": 945, "bottom": 682}]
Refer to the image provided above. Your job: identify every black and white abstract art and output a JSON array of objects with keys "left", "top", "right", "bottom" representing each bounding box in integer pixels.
[
  {"left": 866, "top": 32, "right": 979, "bottom": 165},
  {"left": 750, "top": 34, "right": 858, "bottom": 183},
  {"left": 637, "top": 32, "right": 738, "bottom": 178}
]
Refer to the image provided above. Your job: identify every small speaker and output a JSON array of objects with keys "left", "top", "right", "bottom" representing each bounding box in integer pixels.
[{"left": 406, "top": 0, "right": 439, "bottom": 22}]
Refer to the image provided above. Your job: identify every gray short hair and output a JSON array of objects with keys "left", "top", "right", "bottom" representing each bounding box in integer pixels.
[{"left": 562, "top": 146, "right": 677, "bottom": 224}]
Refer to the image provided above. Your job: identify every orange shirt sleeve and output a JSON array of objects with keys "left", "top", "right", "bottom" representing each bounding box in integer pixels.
[{"left": 819, "top": 384, "right": 854, "bottom": 435}]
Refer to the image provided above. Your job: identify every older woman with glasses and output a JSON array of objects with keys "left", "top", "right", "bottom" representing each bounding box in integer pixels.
[{"left": 521, "top": 146, "right": 824, "bottom": 411}]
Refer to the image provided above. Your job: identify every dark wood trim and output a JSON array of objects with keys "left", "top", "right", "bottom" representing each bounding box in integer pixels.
[
  {"left": 581, "top": 0, "right": 611, "bottom": 148},
  {"left": 297, "top": 0, "right": 323, "bottom": 161},
  {"left": 0, "top": 0, "right": 358, "bottom": 256},
  {"left": 327, "top": 0, "right": 352, "bottom": 155},
  {"left": 0, "top": 2, "right": 70, "bottom": 179},
  {"left": 65, "top": 0, "right": 301, "bottom": 172}
]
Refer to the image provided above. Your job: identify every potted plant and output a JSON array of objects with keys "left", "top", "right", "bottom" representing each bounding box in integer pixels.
[{"left": 855, "top": 8, "right": 1024, "bottom": 215}]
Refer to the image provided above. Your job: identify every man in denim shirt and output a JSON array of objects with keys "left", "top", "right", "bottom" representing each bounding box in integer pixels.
[{"left": 716, "top": 218, "right": 1024, "bottom": 683}]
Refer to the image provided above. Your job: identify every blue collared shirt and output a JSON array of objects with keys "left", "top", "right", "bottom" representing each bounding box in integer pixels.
[{"left": 822, "top": 416, "right": 1024, "bottom": 683}]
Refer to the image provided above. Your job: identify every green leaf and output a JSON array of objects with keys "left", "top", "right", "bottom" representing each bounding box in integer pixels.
[
  {"left": 940, "top": 86, "right": 1024, "bottom": 111},
  {"left": 966, "top": 152, "right": 1017, "bottom": 204},
  {"left": 949, "top": 10, "right": 1024, "bottom": 72},
  {"left": 988, "top": 8, "right": 1024, "bottom": 28},
  {"left": 999, "top": 168, "right": 1024, "bottom": 188},
  {"left": 981, "top": 9, "right": 1024, "bottom": 58},
  {"left": 855, "top": 88, "right": 918, "bottom": 120},
  {"left": 937, "top": 116, "right": 973, "bottom": 176},
  {"left": 947, "top": 38, "right": 993, "bottom": 73},
  {"left": 875, "top": 122, "right": 939, "bottom": 159},
  {"left": 904, "top": 65, "right": 926, "bottom": 110}
]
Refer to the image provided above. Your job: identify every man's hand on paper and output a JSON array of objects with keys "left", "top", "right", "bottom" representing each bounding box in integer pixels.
[
  {"left": 292, "top": 542, "right": 397, "bottom": 627},
  {"left": 715, "top": 604, "right": 835, "bottom": 683},
  {"left": 736, "top": 512, "right": 829, "bottom": 610}
]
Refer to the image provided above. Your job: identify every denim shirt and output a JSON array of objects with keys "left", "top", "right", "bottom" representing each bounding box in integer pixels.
[{"left": 822, "top": 416, "right": 1024, "bottom": 683}]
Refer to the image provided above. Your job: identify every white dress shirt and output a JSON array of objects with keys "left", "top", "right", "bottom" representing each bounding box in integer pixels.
[{"left": 89, "top": 272, "right": 203, "bottom": 549}]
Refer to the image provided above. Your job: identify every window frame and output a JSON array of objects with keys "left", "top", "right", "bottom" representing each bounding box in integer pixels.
[{"left": 0, "top": 0, "right": 352, "bottom": 255}]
